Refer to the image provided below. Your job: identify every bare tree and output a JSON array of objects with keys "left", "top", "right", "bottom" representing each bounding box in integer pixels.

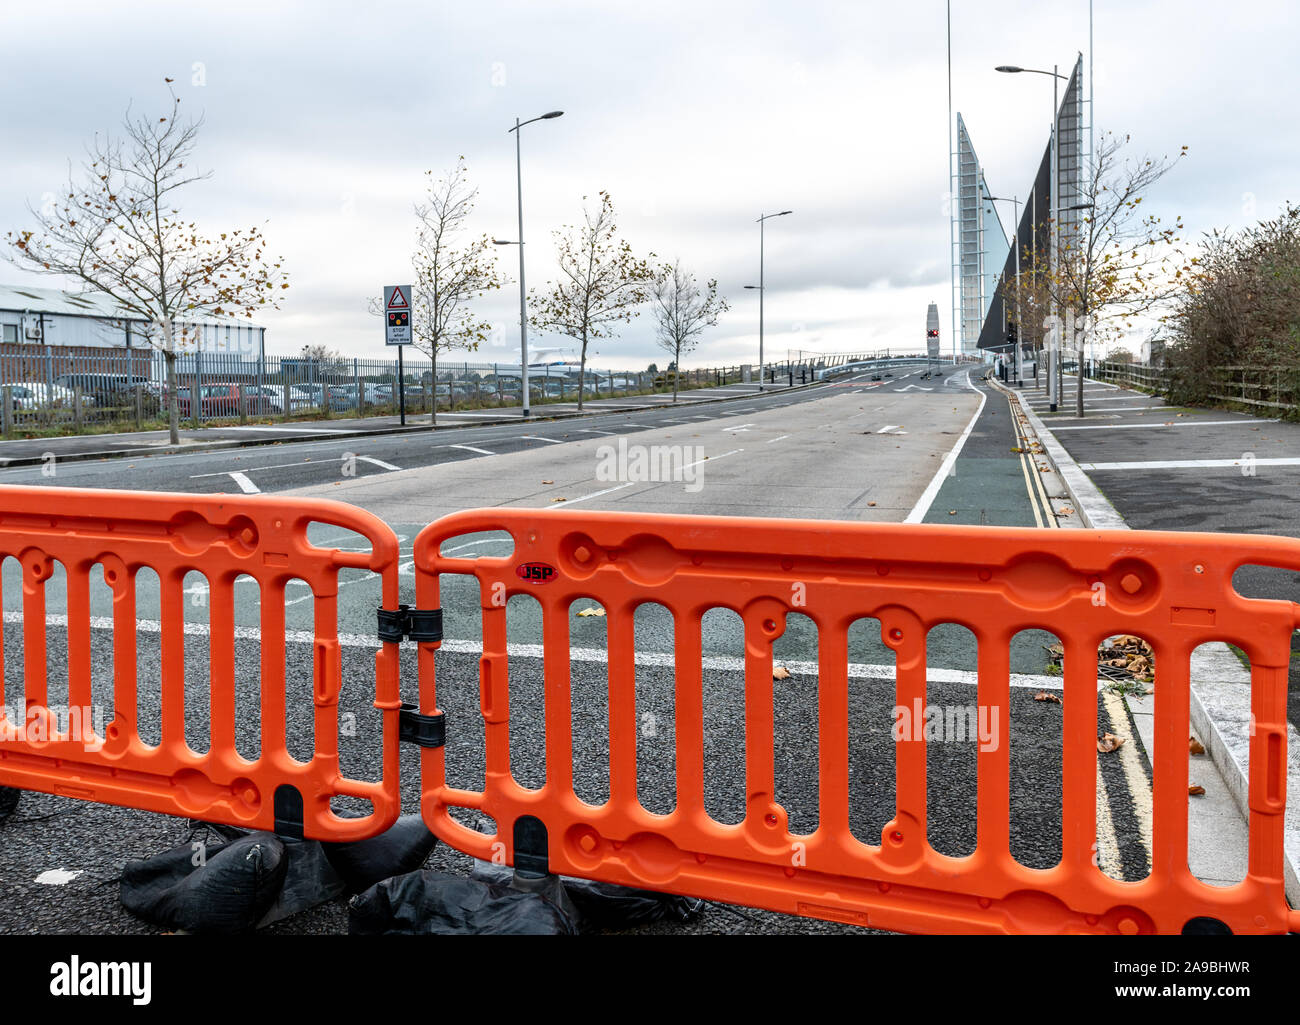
[
  {"left": 1046, "top": 131, "right": 1188, "bottom": 416},
  {"left": 5, "top": 83, "right": 287, "bottom": 443},
  {"left": 370, "top": 161, "right": 504, "bottom": 424},
  {"left": 529, "top": 191, "right": 654, "bottom": 410},
  {"left": 650, "top": 259, "right": 728, "bottom": 402}
]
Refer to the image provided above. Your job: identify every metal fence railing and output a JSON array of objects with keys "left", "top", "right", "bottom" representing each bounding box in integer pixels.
[{"left": 0, "top": 346, "right": 883, "bottom": 437}]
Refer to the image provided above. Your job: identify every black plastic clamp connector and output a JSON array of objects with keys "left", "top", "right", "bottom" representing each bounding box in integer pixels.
[
  {"left": 398, "top": 703, "right": 446, "bottom": 749},
  {"left": 377, "top": 605, "right": 443, "bottom": 643}
]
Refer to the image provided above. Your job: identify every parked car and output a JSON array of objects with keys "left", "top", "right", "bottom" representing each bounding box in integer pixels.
[
  {"left": 4, "top": 382, "right": 83, "bottom": 410},
  {"left": 288, "top": 383, "right": 351, "bottom": 412},
  {"left": 54, "top": 374, "right": 153, "bottom": 410},
  {"left": 174, "top": 384, "right": 276, "bottom": 419},
  {"left": 327, "top": 385, "right": 357, "bottom": 411}
]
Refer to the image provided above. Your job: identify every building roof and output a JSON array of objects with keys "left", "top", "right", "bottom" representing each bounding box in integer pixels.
[{"left": 0, "top": 283, "right": 259, "bottom": 327}]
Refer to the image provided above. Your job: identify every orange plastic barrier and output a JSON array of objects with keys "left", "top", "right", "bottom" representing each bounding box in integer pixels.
[
  {"left": 0, "top": 485, "right": 403, "bottom": 841},
  {"left": 412, "top": 509, "right": 1300, "bottom": 935}
]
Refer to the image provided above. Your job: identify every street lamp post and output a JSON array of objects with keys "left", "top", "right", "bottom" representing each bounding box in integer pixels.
[
  {"left": 746, "top": 210, "right": 791, "bottom": 389},
  {"left": 996, "top": 64, "right": 1066, "bottom": 410},
  {"left": 501, "top": 110, "right": 563, "bottom": 418}
]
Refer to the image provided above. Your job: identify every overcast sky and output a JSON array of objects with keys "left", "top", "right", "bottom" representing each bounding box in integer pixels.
[{"left": 2, "top": 1, "right": 1296, "bottom": 369}]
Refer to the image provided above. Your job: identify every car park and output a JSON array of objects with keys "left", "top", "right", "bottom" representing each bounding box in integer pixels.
[
  {"left": 174, "top": 384, "right": 277, "bottom": 419},
  {"left": 53, "top": 373, "right": 153, "bottom": 409}
]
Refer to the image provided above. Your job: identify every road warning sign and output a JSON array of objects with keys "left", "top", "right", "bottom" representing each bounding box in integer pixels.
[{"left": 384, "top": 285, "right": 413, "bottom": 346}]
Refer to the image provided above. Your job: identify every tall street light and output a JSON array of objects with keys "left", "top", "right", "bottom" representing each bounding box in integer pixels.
[
  {"left": 747, "top": 210, "right": 791, "bottom": 389},
  {"left": 996, "top": 64, "right": 1066, "bottom": 410},
  {"left": 984, "top": 192, "right": 1022, "bottom": 386},
  {"left": 500, "top": 110, "right": 563, "bottom": 418}
]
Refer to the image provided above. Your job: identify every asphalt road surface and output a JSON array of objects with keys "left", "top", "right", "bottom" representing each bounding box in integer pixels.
[{"left": 0, "top": 364, "right": 1156, "bottom": 934}]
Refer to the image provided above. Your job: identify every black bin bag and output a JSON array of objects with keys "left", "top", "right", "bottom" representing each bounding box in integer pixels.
[
  {"left": 120, "top": 814, "right": 437, "bottom": 932},
  {"left": 120, "top": 832, "right": 290, "bottom": 934},
  {"left": 471, "top": 859, "right": 704, "bottom": 931},
  {"left": 349, "top": 869, "right": 579, "bottom": 935}
]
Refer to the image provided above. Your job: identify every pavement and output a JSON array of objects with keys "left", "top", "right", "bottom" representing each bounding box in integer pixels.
[{"left": 0, "top": 360, "right": 1233, "bottom": 933}]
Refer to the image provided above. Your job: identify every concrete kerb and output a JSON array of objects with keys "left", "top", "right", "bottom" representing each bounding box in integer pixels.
[
  {"left": 996, "top": 376, "right": 1300, "bottom": 908},
  {"left": 0, "top": 379, "right": 829, "bottom": 470}
]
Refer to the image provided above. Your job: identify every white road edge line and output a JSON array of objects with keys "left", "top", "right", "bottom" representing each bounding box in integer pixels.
[
  {"left": 446, "top": 444, "right": 494, "bottom": 456},
  {"left": 904, "top": 368, "right": 985, "bottom": 524}
]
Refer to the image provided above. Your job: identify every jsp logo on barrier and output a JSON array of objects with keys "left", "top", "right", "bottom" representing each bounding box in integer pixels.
[{"left": 595, "top": 437, "right": 705, "bottom": 493}]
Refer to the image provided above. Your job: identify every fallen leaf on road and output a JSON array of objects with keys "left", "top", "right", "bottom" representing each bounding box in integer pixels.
[
  {"left": 1034, "top": 691, "right": 1062, "bottom": 704},
  {"left": 1097, "top": 733, "right": 1125, "bottom": 753},
  {"left": 542, "top": 479, "right": 554, "bottom": 484},
  {"left": 949, "top": 510, "right": 957, "bottom": 515},
  {"left": 773, "top": 666, "right": 791, "bottom": 680},
  {"left": 1189, "top": 737, "right": 1205, "bottom": 755},
  {"left": 550, "top": 497, "right": 567, "bottom": 503},
  {"left": 576, "top": 607, "right": 605, "bottom": 618},
  {"left": 867, "top": 501, "right": 877, "bottom": 507},
  {"left": 1189, "top": 785, "right": 1206, "bottom": 796}
]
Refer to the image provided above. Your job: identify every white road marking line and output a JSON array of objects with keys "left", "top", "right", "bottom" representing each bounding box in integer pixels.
[
  {"left": 1027, "top": 395, "right": 1151, "bottom": 405},
  {"left": 547, "top": 482, "right": 636, "bottom": 506},
  {"left": 577, "top": 428, "right": 617, "bottom": 436},
  {"left": 766, "top": 435, "right": 790, "bottom": 443},
  {"left": 1081, "top": 457, "right": 1300, "bottom": 471},
  {"left": 681, "top": 447, "right": 743, "bottom": 470},
  {"left": 876, "top": 425, "right": 902, "bottom": 434},
  {"left": 356, "top": 456, "right": 401, "bottom": 471},
  {"left": 689, "top": 415, "right": 712, "bottom": 421},
  {"left": 1052, "top": 419, "right": 1276, "bottom": 432},
  {"left": 519, "top": 435, "right": 564, "bottom": 444},
  {"left": 722, "top": 423, "right": 755, "bottom": 432},
  {"left": 192, "top": 460, "right": 320, "bottom": 478},
  {"left": 227, "top": 472, "right": 260, "bottom": 494},
  {"left": 447, "top": 444, "right": 495, "bottom": 456},
  {"left": 1, "top": 609, "right": 1069, "bottom": 690},
  {"left": 905, "top": 369, "right": 985, "bottom": 524}
]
